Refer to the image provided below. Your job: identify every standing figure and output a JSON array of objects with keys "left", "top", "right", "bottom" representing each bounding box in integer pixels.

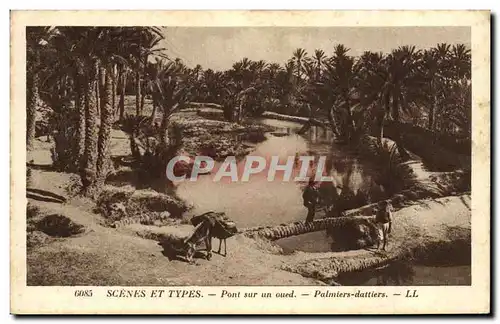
[
  {"left": 375, "top": 200, "right": 393, "bottom": 250},
  {"left": 302, "top": 179, "right": 320, "bottom": 223}
]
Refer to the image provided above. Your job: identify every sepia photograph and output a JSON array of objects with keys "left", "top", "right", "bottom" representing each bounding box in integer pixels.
[{"left": 10, "top": 10, "right": 490, "bottom": 314}]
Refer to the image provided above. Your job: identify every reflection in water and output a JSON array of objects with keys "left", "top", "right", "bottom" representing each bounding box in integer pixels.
[
  {"left": 336, "top": 261, "right": 416, "bottom": 286},
  {"left": 276, "top": 231, "right": 333, "bottom": 254},
  {"left": 176, "top": 118, "right": 389, "bottom": 228},
  {"left": 335, "top": 262, "right": 471, "bottom": 286},
  {"left": 175, "top": 131, "right": 309, "bottom": 228},
  {"left": 172, "top": 118, "right": 472, "bottom": 287}
]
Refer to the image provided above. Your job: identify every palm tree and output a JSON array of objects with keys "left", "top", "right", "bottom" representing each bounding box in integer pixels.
[
  {"left": 26, "top": 27, "right": 172, "bottom": 196},
  {"left": 240, "top": 57, "right": 252, "bottom": 70},
  {"left": 313, "top": 49, "right": 326, "bottom": 79},
  {"left": 82, "top": 49, "right": 100, "bottom": 196},
  {"left": 379, "top": 45, "right": 423, "bottom": 158},
  {"left": 439, "top": 44, "right": 471, "bottom": 135},
  {"left": 450, "top": 44, "right": 471, "bottom": 83},
  {"left": 292, "top": 48, "right": 308, "bottom": 82},
  {"left": 140, "top": 31, "right": 166, "bottom": 114},
  {"left": 96, "top": 56, "right": 114, "bottom": 188},
  {"left": 231, "top": 58, "right": 254, "bottom": 89},
  {"left": 120, "top": 59, "right": 191, "bottom": 191},
  {"left": 76, "top": 27, "right": 140, "bottom": 197},
  {"left": 143, "top": 57, "right": 167, "bottom": 123},
  {"left": 111, "top": 63, "right": 118, "bottom": 114},
  {"left": 94, "top": 28, "right": 128, "bottom": 188},
  {"left": 252, "top": 60, "right": 267, "bottom": 73},
  {"left": 266, "top": 63, "right": 282, "bottom": 79},
  {"left": 289, "top": 49, "right": 314, "bottom": 118},
  {"left": 193, "top": 64, "right": 202, "bottom": 80},
  {"left": 274, "top": 60, "right": 296, "bottom": 113},
  {"left": 262, "top": 63, "right": 282, "bottom": 104},
  {"left": 323, "top": 44, "right": 360, "bottom": 141},
  {"left": 221, "top": 82, "right": 257, "bottom": 123},
  {"left": 46, "top": 27, "right": 88, "bottom": 169},
  {"left": 26, "top": 27, "right": 55, "bottom": 152},
  {"left": 419, "top": 45, "right": 448, "bottom": 130},
  {"left": 303, "top": 60, "right": 316, "bottom": 81},
  {"left": 200, "top": 68, "right": 225, "bottom": 104},
  {"left": 117, "top": 64, "right": 129, "bottom": 120},
  {"left": 127, "top": 27, "right": 166, "bottom": 116},
  {"left": 133, "top": 53, "right": 142, "bottom": 116},
  {"left": 356, "top": 50, "right": 387, "bottom": 137},
  {"left": 189, "top": 64, "right": 203, "bottom": 100},
  {"left": 153, "top": 61, "right": 192, "bottom": 147}
]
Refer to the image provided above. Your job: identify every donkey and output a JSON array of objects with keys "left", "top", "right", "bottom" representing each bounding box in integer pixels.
[
  {"left": 183, "top": 218, "right": 214, "bottom": 262},
  {"left": 191, "top": 211, "right": 238, "bottom": 257},
  {"left": 159, "top": 218, "right": 214, "bottom": 263}
]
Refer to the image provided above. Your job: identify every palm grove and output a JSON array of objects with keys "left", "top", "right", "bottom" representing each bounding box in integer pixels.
[{"left": 27, "top": 26, "right": 471, "bottom": 198}]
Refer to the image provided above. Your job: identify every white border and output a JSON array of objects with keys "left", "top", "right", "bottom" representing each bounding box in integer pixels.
[{"left": 3, "top": 3, "right": 495, "bottom": 321}]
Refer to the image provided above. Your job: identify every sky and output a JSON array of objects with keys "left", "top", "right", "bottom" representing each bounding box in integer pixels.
[{"left": 160, "top": 26, "right": 471, "bottom": 71}]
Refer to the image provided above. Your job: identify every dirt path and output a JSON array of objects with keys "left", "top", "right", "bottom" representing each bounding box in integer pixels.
[
  {"left": 27, "top": 176, "right": 470, "bottom": 286},
  {"left": 281, "top": 194, "right": 471, "bottom": 281},
  {"left": 28, "top": 203, "right": 324, "bottom": 285},
  {"left": 26, "top": 149, "right": 322, "bottom": 286},
  {"left": 26, "top": 136, "right": 470, "bottom": 286}
]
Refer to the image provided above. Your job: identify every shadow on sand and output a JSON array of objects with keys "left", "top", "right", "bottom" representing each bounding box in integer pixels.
[{"left": 26, "top": 188, "right": 67, "bottom": 204}]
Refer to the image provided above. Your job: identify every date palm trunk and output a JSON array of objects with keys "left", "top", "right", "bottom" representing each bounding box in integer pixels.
[
  {"left": 81, "top": 60, "right": 99, "bottom": 197},
  {"left": 391, "top": 90, "right": 410, "bottom": 160},
  {"left": 26, "top": 62, "right": 39, "bottom": 187},
  {"left": 160, "top": 104, "right": 171, "bottom": 148},
  {"left": 140, "top": 89, "right": 146, "bottom": 115},
  {"left": 377, "top": 113, "right": 385, "bottom": 144},
  {"left": 140, "top": 54, "right": 149, "bottom": 115},
  {"left": 150, "top": 99, "right": 158, "bottom": 125},
  {"left": 135, "top": 60, "right": 141, "bottom": 116},
  {"left": 378, "top": 92, "right": 391, "bottom": 144},
  {"left": 154, "top": 102, "right": 175, "bottom": 192},
  {"left": 327, "top": 106, "right": 341, "bottom": 138},
  {"left": 237, "top": 102, "right": 243, "bottom": 124},
  {"left": 428, "top": 81, "right": 437, "bottom": 130},
  {"left": 59, "top": 75, "right": 68, "bottom": 98},
  {"left": 95, "top": 73, "right": 101, "bottom": 117},
  {"left": 26, "top": 62, "right": 39, "bottom": 153},
  {"left": 111, "top": 63, "right": 117, "bottom": 115},
  {"left": 344, "top": 97, "right": 356, "bottom": 143},
  {"left": 245, "top": 216, "right": 373, "bottom": 241},
  {"left": 429, "top": 98, "right": 437, "bottom": 131},
  {"left": 96, "top": 64, "right": 114, "bottom": 190},
  {"left": 118, "top": 66, "right": 127, "bottom": 121},
  {"left": 74, "top": 67, "right": 86, "bottom": 167}
]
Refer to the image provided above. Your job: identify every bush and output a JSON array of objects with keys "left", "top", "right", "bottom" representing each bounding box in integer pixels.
[
  {"left": 50, "top": 107, "right": 80, "bottom": 172},
  {"left": 238, "top": 130, "right": 267, "bottom": 143},
  {"left": 119, "top": 114, "right": 183, "bottom": 189},
  {"left": 95, "top": 186, "right": 191, "bottom": 222},
  {"left": 27, "top": 203, "right": 40, "bottom": 219},
  {"left": 35, "top": 214, "right": 86, "bottom": 237},
  {"left": 326, "top": 218, "right": 380, "bottom": 250},
  {"left": 35, "top": 100, "right": 53, "bottom": 138},
  {"left": 356, "top": 135, "right": 446, "bottom": 198},
  {"left": 27, "top": 231, "right": 53, "bottom": 248},
  {"left": 383, "top": 121, "right": 471, "bottom": 171}
]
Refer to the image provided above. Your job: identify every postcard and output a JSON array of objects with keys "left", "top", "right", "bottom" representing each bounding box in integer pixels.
[{"left": 10, "top": 10, "right": 490, "bottom": 314}]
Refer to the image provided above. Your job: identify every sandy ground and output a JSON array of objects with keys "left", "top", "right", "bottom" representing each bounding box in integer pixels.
[
  {"left": 27, "top": 181, "right": 470, "bottom": 286},
  {"left": 25, "top": 119, "right": 471, "bottom": 286},
  {"left": 27, "top": 136, "right": 323, "bottom": 286},
  {"left": 28, "top": 198, "right": 325, "bottom": 286}
]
